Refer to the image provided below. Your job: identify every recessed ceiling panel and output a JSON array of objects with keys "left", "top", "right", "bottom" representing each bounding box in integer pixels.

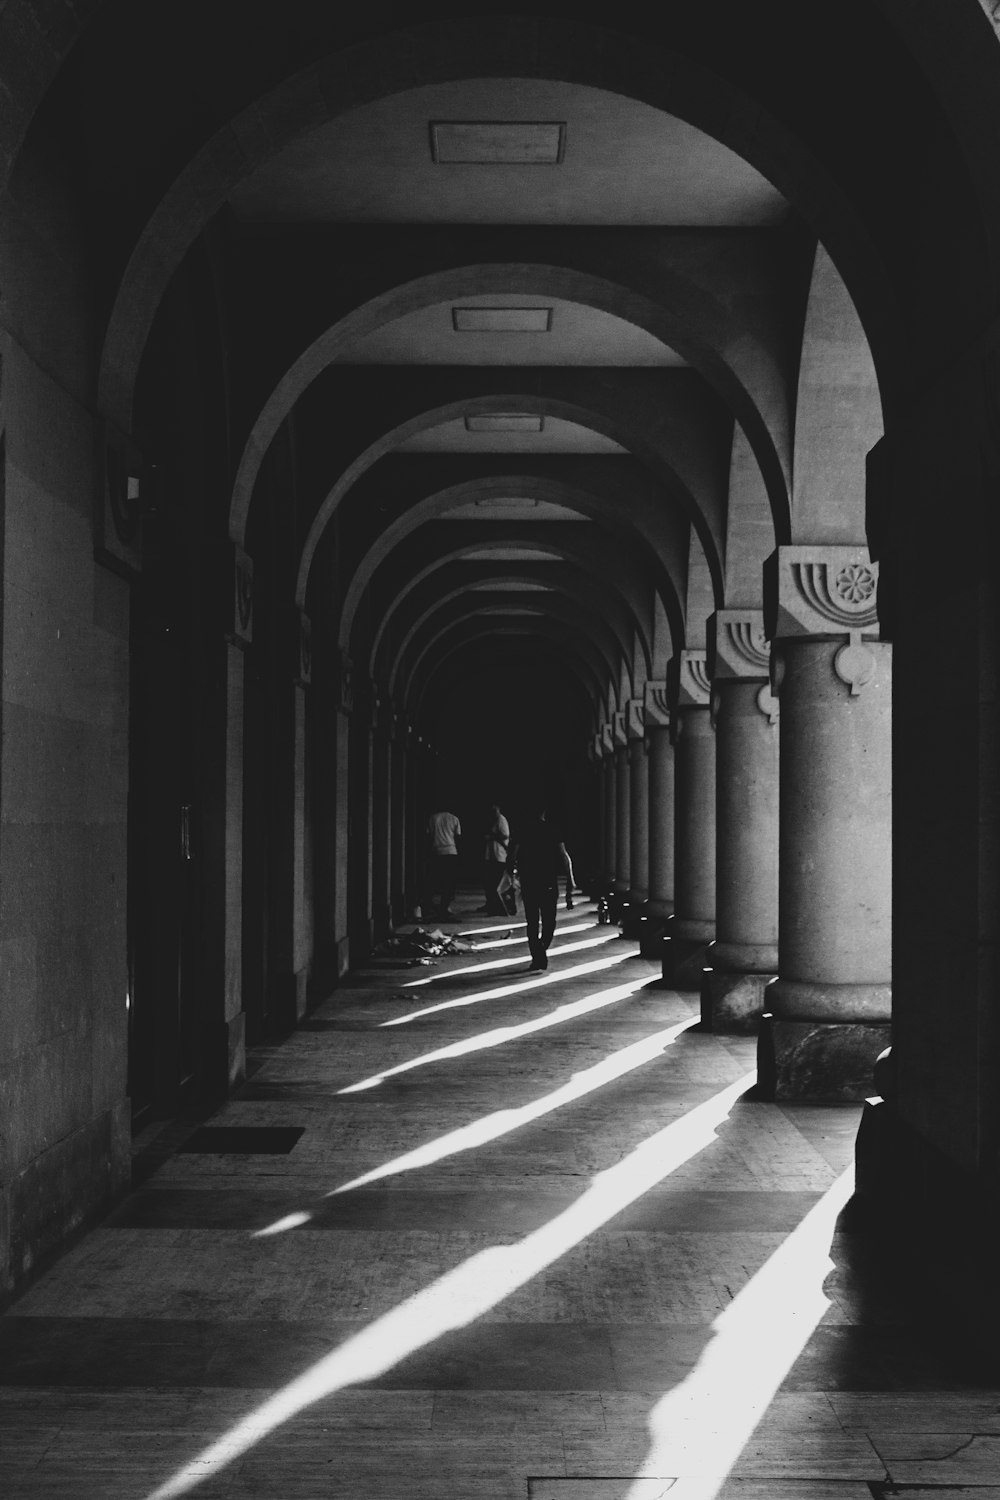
[
  {"left": 452, "top": 306, "right": 553, "bottom": 332},
  {"left": 471, "top": 581, "right": 553, "bottom": 591},
  {"left": 396, "top": 416, "right": 626, "bottom": 453},
  {"left": 462, "top": 548, "right": 562, "bottom": 561},
  {"left": 430, "top": 121, "right": 565, "bottom": 165},
  {"left": 229, "top": 79, "right": 788, "bottom": 226},
  {"left": 465, "top": 413, "right": 543, "bottom": 433},
  {"left": 442, "top": 498, "right": 583, "bottom": 520},
  {"left": 342, "top": 295, "right": 684, "bottom": 366}
]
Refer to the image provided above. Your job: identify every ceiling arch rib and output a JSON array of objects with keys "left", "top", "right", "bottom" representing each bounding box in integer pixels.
[
  {"left": 390, "top": 591, "right": 629, "bottom": 707},
  {"left": 374, "top": 565, "right": 649, "bottom": 698},
  {"left": 93, "top": 13, "right": 906, "bottom": 441},
  {"left": 366, "top": 553, "right": 654, "bottom": 689},
  {"left": 227, "top": 247, "right": 796, "bottom": 544},
  {"left": 355, "top": 522, "right": 659, "bottom": 675},
  {"left": 335, "top": 468, "right": 686, "bottom": 654},
  {"left": 294, "top": 371, "right": 729, "bottom": 611},
  {"left": 408, "top": 619, "right": 610, "bottom": 727}
]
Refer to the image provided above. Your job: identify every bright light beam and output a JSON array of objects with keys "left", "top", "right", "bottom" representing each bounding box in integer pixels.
[
  {"left": 146, "top": 1070, "right": 755, "bottom": 1500},
  {"left": 460, "top": 920, "right": 594, "bottom": 951},
  {"left": 400, "top": 930, "right": 619, "bottom": 988},
  {"left": 337, "top": 974, "right": 659, "bottom": 1096},
  {"left": 384, "top": 949, "right": 632, "bottom": 1027},
  {"left": 331, "top": 1016, "right": 706, "bottom": 1191},
  {"left": 625, "top": 1163, "right": 856, "bottom": 1500}
]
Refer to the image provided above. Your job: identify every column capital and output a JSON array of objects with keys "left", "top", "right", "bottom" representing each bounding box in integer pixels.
[
  {"left": 708, "top": 609, "right": 770, "bottom": 680},
  {"left": 764, "top": 545, "right": 879, "bottom": 642},
  {"left": 612, "top": 710, "right": 628, "bottom": 749},
  {"left": 643, "top": 680, "right": 671, "bottom": 729},
  {"left": 672, "top": 649, "right": 711, "bottom": 708},
  {"left": 600, "top": 721, "right": 615, "bottom": 756},
  {"left": 626, "top": 697, "right": 645, "bottom": 740}
]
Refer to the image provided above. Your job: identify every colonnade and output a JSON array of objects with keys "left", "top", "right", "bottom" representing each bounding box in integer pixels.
[{"left": 594, "top": 545, "right": 892, "bottom": 1102}]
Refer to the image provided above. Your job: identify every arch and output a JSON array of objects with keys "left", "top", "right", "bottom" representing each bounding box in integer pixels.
[
  {"left": 337, "top": 474, "right": 684, "bottom": 654},
  {"left": 297, "top": 380, "right": 720, "bottom": 615},
  {"left": 229, "top": 257, "right": 792, "bottom": 547},
  {"left": 360, "top": 543, "right": 657, "bottom": 683},
  {"left": 410, "top": 619, "right": 608, "bottom": 726},
  {"left": 392, "top": 591, "right": 629, "bottom": 706},
  {"left": 96, "top": 13, "right": 902, "bottom": 443},
  {"left": 381, "top": 574, "right": 645, "bottom": 699}
]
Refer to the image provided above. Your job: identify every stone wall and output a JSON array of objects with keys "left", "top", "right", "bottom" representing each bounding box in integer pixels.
[{"left": 0, "top": 120, "right": 130, "bottom": 1301}]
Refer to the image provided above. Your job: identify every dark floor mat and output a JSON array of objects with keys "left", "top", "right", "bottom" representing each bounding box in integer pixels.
[{"left": 176, "top": 1125, "right": 305, "bottom": 1154}]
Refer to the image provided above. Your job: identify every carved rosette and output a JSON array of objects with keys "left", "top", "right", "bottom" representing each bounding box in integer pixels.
[
  {"left": 765, "top": 546, "right": 881, "bottom": 698},
  {"left": 675, "top": 649, "right": 711, "bottom": 708},
  {"left": 643, "top": 681, "right": 671, "bottom": 730},
  {"left": 295, "top": 611, "right": 312, "bottom": 687},
  {"left": 626, "top": 698, "right": 645, "bottom": 741},
  {"left": 765, "top": 546, "right": 879, "bottom": 641},
  {"left": 708, "top": 609, "right": 770, "bottom": 680}
]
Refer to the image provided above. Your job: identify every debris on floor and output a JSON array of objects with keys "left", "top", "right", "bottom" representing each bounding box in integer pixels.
[{"left": 375, "top": 927, "right": 482, "bottom": 959}]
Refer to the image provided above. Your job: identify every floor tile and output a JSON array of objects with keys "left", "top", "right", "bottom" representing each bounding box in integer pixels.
[{"left": 1, "top": 903, "right": 996, "bottom": 1499}]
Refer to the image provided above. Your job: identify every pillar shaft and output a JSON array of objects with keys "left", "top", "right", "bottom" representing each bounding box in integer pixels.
[
  {"left": 714, "top": 678, "right": 779, "bottom": 968},
  {"left": 774, "top": 637, "right": 891, "bottom": 994},
  {"left": 614, "top": 743, "right": 631, "bottom": 895},
  {"left": 646, "top": 726, "right": 675, "bottom": 917},
  {"left": 628, "top": 735, "right": 649, "bottom": 901},
  {"left": 603, "top": 748, "right": 617, "bottom": 886},
  {"left": 672, "top": 704, "right": 716, "bottom": 942}
]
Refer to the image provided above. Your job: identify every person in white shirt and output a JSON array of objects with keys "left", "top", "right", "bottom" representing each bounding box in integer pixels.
[
  {"left": 425, "top": 807, "right": 461, "bottom": 918},
  {"left": 479, "top": 802, "right": 511, "bottom": 915}
]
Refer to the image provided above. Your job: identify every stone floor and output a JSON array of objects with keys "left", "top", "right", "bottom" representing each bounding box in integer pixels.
[{"left": 2, "top": 901, "right": 999, "bottom": 1499}]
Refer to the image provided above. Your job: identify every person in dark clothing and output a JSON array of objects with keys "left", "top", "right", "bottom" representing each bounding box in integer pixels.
[{"left": 509, "top": 809, "right": 571, "bottom": 971}]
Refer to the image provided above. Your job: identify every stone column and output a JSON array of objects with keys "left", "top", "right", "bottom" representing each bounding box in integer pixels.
[
  {"left": 332, "top": 649, "right": 352, "bottom": 980},
  {"left": 622, "top": 698, "right": 649, "bottom": 935},
  {"left": 210, "top": 541, "right": 254, "bottom": 1089},
  {"left": 601, "top": 722, "right": 616, "bottom": 890},
  {"left": 613, "top": 710, "right": 631, "bottom": 912},
  {"left": 759, "top": 546, "right": 891, "bottom": 1100},
  {"left": 702, "top": 610, "right": 780, "bottom": 1032},
  {"left": 640, "top": 682, "right": 675, "bottom": 956},
  {"left": 662, "top": 650, "right": 716, "bottom": 988},
  {"left": 389, "top": 711, "right": 407, "bottom": 924},
  {"left": 290, "top": 611, "right": 312, "bottom": 1022},
  {"left": 371, "top": 693, "right": 392, "bottom": 946}
]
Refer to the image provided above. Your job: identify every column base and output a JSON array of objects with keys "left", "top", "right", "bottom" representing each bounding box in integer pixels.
[
  {"left": 661, "top": 916, "right": 714, "bottom": 990},
  {"left": 701, "top": 968, "right": 774, "bottom": 1034},
  {"left": 620, "top": 889, "right": 649, "bottom": 938},
  {"left": 700, "top": 940, "right": 778, "bottom": 1033},
  {"left": 757, "top": 1014, "right": 890, "bottom": 1101},
  {"left": 638, "top": 898, "right": 674, "bottom": 958}
]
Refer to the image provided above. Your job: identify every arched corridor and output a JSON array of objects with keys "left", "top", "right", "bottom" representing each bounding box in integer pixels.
[{"left": 2, "top": 1, "right": 1000, "bottom": 1492}]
